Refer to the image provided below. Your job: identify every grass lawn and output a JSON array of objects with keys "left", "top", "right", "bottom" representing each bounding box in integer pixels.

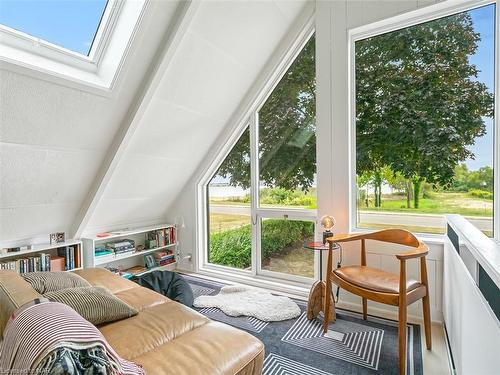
[
  {"left": 262, "top": 246, "right": 314, "bottom": 278},
  {"left": 209, "top": 213, "right": 249, "bottom": 233},
  {"left": 359, "top": 192, "right": 492, "bottom": 217},
  {"left": 210, "top": 192, "right": 492, "bottom": 217}
]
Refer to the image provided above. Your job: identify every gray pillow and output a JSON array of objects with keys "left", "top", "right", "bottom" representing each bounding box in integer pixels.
[
  {"left": 44, "top": 286, "right": 138, "bottom": 325},
  {"left": 22, "top": 272, "right": 91, "bottom": 294}
]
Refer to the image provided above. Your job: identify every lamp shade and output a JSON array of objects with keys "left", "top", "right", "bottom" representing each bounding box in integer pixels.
[{"left": 320, "top": 215, "right": 335, "bottom": 231}]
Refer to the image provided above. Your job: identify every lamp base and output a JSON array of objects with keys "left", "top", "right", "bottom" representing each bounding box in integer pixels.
[{"left": 322, "top": 230, "right": 333, "bottom": 244}]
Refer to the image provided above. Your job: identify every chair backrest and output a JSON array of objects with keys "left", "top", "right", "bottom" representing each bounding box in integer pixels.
[
  {"left": 362, "top": 229, "right": 420, "bottom": 248},
  {"left": 329, "top": 229, "right": 420, "bottom": 248}
]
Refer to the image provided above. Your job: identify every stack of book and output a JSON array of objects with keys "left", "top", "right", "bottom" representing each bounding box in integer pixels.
[
  {"left": 105, "top": 239, "right": 135, "bottom": 255},
  {"left": 95, "top": 246, "right": 114, "bottom": 257},
  {"left": 57, "top": 246, "right": 79, "bottom": 271},
  {"left": 154, "top": 250, "right": 175, "bottom": 266},
  {"left": 146, "top": 227, "right": 177, "bottom": 249},
  {"left": 0, "top": 253, "right": 51, "bottom": 273}
]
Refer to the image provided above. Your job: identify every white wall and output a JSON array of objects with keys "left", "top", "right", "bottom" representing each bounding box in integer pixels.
[{"left": 0, "top": 0, "right": 181, "bottom": 245}]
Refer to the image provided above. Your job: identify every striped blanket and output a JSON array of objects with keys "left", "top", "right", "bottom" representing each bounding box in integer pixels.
[{"left": 0, "top": 299, "right": 145, "bottom": 375}]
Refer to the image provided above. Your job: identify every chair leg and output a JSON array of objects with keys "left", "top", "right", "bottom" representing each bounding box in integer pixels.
[
  {"left": 422, "top": 293, "right": 432, "bottom": 350},
  {"left": 398, "top": 303, "right": 407, "bottom": 375},
  {"left": 362, "top": 297, "right": 367, "bottom": 320},
  {"left": 323, "top": 281, "right": 332, "bottom": 333}
]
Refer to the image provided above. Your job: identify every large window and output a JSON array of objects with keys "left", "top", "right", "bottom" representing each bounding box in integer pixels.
[
  {"left": 0, "top": 0, "right": 108, "bottom": 56},
  {"left": 354, "top": 4, "right": 496, "bottom": 236},
  {"left": 208, "top": 128, "right": 252, "bottom": 270},
  {"left": 205, "top": 32, "right": 316, "bottom": 281}
]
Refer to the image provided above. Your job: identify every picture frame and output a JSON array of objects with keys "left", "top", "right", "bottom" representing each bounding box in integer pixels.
[{"left": 49, "top": 232, "right": 65, "bottom": 244}]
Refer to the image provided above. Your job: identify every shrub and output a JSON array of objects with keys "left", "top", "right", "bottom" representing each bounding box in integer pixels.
[
  {"left": 209, "top": 219, "right": 314, "bottom": 268},
  {"left": 468, "top": 189, "right": 493, "bottom": 200},
  {"left": 209, "top": 225, "right": 252, "bottom": 268},
  {"left": 423, "top": 189, "right": 436, "bottom": 199}
]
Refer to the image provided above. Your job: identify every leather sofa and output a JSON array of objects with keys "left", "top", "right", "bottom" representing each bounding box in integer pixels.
[{"left": 0, "top": 268, "right": 264, "bottom": 375}]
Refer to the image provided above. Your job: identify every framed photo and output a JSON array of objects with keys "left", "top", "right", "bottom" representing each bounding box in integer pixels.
[{"left": 49, "top": 232, "right": 65, "bottom": 244}]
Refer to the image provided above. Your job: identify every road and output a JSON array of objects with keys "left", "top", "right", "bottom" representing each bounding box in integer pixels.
[{"left": 209, "top": 204, "right": 492, "bottom": 231}]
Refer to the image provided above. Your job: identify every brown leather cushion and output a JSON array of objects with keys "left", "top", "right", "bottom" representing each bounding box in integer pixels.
[
  {"left": 334, "top": 265, "right": 421, "bottom": 294},
  {"left": 133, "top": 321, "right": 265, "bottom": 375}
]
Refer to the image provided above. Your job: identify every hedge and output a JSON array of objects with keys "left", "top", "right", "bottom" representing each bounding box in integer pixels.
[
  {"left": 468, "top": 189, "right": 493, "bottom": 200},
  {"left": 209, "top": 219, "right": 314, "bottom": 269}
]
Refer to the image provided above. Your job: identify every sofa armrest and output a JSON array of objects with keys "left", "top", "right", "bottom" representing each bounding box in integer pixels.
[{"left": 0, "top": 270, "right": 41, "bottom": 336}]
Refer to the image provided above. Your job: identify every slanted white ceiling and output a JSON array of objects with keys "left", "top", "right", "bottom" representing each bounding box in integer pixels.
[
  {"left": 0, "top": 0, "right": 182, "bottom": 243},
  {"left": 0, "top": 0, "right": 310, "bottom": 243},
  {"left": 83, "top": 0, "right": 310, "bottom": 234}
]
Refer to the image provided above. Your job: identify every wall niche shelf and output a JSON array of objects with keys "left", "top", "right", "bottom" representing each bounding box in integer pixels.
[
  {"left": 0, "top": 239, "right": 83, "bottom": 273},
  {"left": 82, "top": 224, "right": 177, "bottom": 278}
]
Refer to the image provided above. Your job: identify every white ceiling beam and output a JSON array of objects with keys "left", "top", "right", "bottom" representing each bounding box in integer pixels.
[{"left": 71, "top": 0, "right": 200, "bottom": 238}]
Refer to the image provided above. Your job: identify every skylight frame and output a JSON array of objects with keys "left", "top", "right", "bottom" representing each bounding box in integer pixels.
[
  {"left": 0, "top": 0, "right": 146, "bottom": 92},
  {"left": 0, "top": 0, "right": 123, "bottom": 68}
]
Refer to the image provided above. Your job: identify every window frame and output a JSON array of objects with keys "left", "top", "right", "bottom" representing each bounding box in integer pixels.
[
  {"left": 198, "top": 18, "right": 317, "bottom": 286},
  {"left": 348, "top": 0, "right": 499, "bottom": 240}
]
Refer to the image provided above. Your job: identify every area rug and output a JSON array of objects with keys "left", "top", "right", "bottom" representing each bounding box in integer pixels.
[
  {"left": 183, "top": 274, "right": 423, "bottom": 375},
  {"left": 193, "top": 285, "right": 301, "bottom": 321}
]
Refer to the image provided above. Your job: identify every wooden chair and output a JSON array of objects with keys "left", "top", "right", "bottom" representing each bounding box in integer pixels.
[{"left": 323, "top": 229, "right": 432, "bottom": 375}]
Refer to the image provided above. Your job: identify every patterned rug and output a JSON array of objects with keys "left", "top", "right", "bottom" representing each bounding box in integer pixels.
[{"left": 184, "top": 274, "right": 423, "bottom": 375}]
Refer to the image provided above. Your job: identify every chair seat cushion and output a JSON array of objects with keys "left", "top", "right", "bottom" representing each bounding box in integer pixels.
[{"left": 333, "top": 266, "right": 421, "bottom": 294}]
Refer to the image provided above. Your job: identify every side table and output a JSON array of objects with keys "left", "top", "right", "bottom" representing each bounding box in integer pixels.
[{"left": 304, "top": 241, "right": 341, "bottom": 323}]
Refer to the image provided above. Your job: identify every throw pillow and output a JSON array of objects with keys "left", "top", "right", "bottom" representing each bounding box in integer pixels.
[
  {"left": 44, "top": 286, "right": 138, "bottom": 325},
  {"left": 22, "top": 272, "right": 91, "bottom": 294}
]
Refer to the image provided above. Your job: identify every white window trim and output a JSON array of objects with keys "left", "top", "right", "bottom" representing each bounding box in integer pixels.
[
  {"left": 0, "top": 0, "right": 147, "bottom": 93},
  {"left": 348, "top": 0, "right": 499, "bottom": 240},
  {"left": 196, "top": 15, "right": 318, "bottom": 287}
]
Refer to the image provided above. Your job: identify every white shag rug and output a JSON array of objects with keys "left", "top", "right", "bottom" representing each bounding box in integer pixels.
[{"left": 193, "top": 285, "right": 301, "bottom": 322}]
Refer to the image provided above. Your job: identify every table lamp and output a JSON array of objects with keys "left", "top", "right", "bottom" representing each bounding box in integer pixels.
[{"left": 320, "top": 215, "right": 336, "bottom": 244}]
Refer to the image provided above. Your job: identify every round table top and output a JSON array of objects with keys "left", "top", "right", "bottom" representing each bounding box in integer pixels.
[{"left": 303, "top": 241, "right": 340, "bottom": 251}]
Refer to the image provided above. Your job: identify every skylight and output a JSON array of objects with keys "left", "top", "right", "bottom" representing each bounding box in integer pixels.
[{"left": 0, "top": 0, "right": 108, "bottom": 56}]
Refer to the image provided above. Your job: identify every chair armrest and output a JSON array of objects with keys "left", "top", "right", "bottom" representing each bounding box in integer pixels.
[{"left": 395, "top": 243, "right": 428, "bottom": 260}]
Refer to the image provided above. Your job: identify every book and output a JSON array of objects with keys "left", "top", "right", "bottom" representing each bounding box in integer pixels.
[
  {"left": 124, "top": 265, "right": 148, "bottom": 276},
  {"left": 50, "top": 256, "right": 65, "bottom": 271},
  {"left": 95, "top": 249, "right": 114, "bottom": 257}
]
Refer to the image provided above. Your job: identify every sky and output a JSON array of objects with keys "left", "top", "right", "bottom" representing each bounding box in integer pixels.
[
  {"left": 466, "top": 4, "right": 495, "bottom": 171},
  {"left": 0, "top": 1, "right": 495, "bottom": 171},
  {"left": 0, "top": 0, "right": 107, "bottom": 55}
]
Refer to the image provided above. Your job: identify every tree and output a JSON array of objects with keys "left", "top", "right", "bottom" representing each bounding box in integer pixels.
[
  {"left": 451, "top": 163, "right": 470, "bottom": 191},
  {"left": 356, "top": 12, "right": 494, "bottom": 208},
  {"left": 213, "top": 128, "right": 251, "bottom": 189},
  {"left": 216, "top": 36, "right": 316, "bottom": 191}
]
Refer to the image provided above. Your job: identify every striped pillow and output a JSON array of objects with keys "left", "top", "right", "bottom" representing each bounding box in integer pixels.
[
  {"left": 22, "top": 272, "right": 91, "bottom": 294},
  {"left": 44, "top": 287, "right": 138, "bottom": 325}
]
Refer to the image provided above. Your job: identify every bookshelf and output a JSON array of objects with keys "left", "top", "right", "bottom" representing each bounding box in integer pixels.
[
  {"left": 0, "top": 240, "right": 83, "bottom": 273},
  {"left": 82, "top": 224, "right": 177, "bottom": 278}
]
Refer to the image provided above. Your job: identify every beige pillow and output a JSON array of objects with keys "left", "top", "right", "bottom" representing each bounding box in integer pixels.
[
  {"left": 22, "top": 272, "right": 91, "bottom": 294},
  {"left": 44, "top": 286, "right": 138, "bottom": 325}
]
